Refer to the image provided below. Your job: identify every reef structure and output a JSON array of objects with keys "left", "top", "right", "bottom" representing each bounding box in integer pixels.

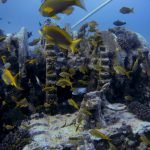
[
  {"left": 1, "top": 25, "right": 150, "bottom": 149},
  {"left": 22, "top": 27, "right": 150, "bottom": 149},
  {"left": 45, "top": 44, "right": 58, "bottom": 112},
  {"left": 22, "top": 95, "right": 150, "bottom": 149}
]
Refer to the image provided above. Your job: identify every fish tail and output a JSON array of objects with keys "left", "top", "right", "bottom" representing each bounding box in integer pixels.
[
  {"left": 126, "top": 71, "right": 132, "bottom": 79},
  {"left": 15, "top": 85, "right": 23, "bottom": 90},
  {"left": 131, "top": 8, "right": 134, "bottom": 13},
  {"left": 127, "top": 74, "right": 130, "bottom": 79},
  {"left": 14, "top": 72, "right": 23, "bottom": 90},
  {"left": 14, "top": 72, "right": 20, "bottom": 79},
  {"left": 51, "top": 15, "right": 61, "bottom": 20},
  {"left": 75, "top": 0, "right": 86, "bottom": 10},
  {"left": 70, "top": 39, "right": 81, "bottom": 54},
  {"left": 38, "top": 29, "right": 43, "bottom": 36}
]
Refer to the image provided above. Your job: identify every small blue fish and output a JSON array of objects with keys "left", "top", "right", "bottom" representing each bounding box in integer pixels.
[{"left": 72, "top": 87, "right": 87, "bottom": 96}]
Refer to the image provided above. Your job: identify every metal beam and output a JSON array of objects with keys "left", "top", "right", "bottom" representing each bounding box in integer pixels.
[{"left": 71, "top": 0, "right": 113, "bottom": 29}]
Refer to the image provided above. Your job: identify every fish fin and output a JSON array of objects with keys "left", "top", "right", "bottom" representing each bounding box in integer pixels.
[
  {"left": 126, "top": 74, "right": 130, "bottom": 79},
  {"left": 70, "top": 39, "right": 81, "bottom": 54},
  {"left": 14, "top": 72, "right": 20, "bottom": 79},
  {"left": 7, "top": 45, "right": 11, "bottom": 52},
  {"left": 46, "top": 40, "right": 55, "bottom": 46},
  {"left": 126, "top": 71, "right": 132, "bottom": 79},
  {"left": 15, "top": 85, "right": 23, "bottom": 90},
  {"left": 38, "top": 29, "right": 43, "bottom": 36},
  {"left": 1, "top": 56, "right": 6, "bottom": 64},
  {"left": 44, "top": 7, "right": 53, "bottom": 12},
  {"left": 35, "top": 76, "right": 41, "bottom": 86},
  {"left": 14, "top": 72, "right": 23, "bottom": 90},
  {"left": 2, "top": 74, "right": 9, "bottom": 85},
  {"left": 75, "top": 0, "right": 86, "bottom": 10},
  {"left": 62, "top": 6, "right": 74, "bottom": 15},
  {"left": 51, "top": 15, "right": 61, "bottom": 20},
  {"left": 14, "top": 72, "right": 21, "bottom": 84}
]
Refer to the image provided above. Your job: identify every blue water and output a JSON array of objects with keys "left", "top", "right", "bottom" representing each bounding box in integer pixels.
[{"left": 0, "top": 0, "right": 150, "bottom": 42}]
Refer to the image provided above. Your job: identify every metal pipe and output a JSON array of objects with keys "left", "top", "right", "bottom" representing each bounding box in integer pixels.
[{"left": 71, "top": 0, "right": 113, "bottom": 29}]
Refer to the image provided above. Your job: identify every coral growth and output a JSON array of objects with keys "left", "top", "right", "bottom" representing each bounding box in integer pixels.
[
  {"left": 109, "top": 27, "right": 141, "bottom": 51},
  {"left": 128, "top": 101, "right": 150, "bottom": 121},
  {"left": 0, "top": 129, "right": 31, "bottom": 150}
]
